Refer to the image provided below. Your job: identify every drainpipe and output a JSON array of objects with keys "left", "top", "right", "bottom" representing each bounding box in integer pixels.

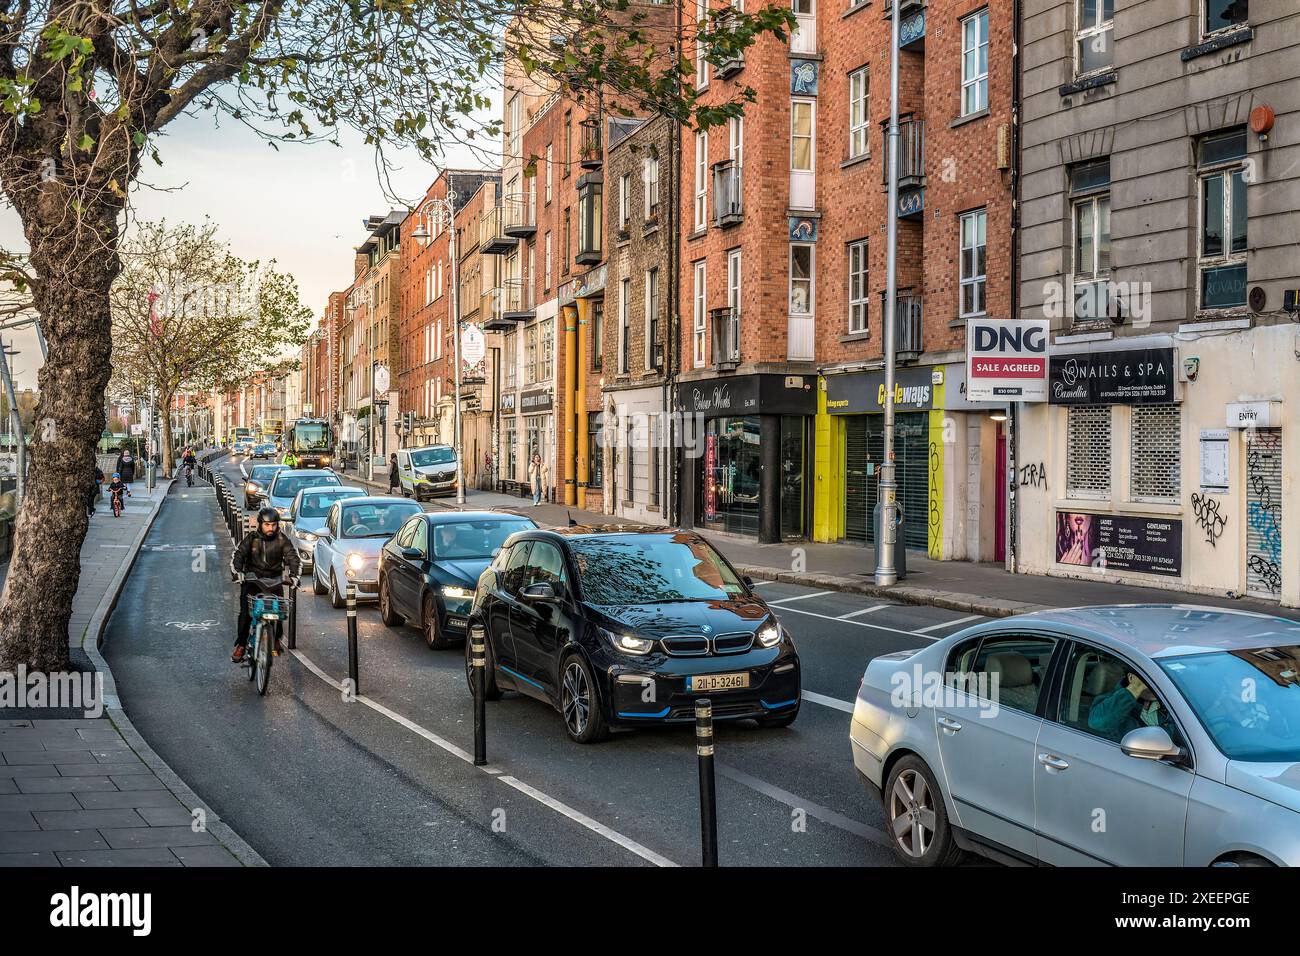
[
  {"left": 1008, "top": 0, "right": 1022, "bottom": 574},
  {"left": 575, "top": 297, "right": 590, "bottom": 509},
  {"left": 564, "top": 303, "right": 578, "bottom": 505}
]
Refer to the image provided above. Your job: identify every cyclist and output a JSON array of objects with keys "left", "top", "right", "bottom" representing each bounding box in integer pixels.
[
  {"left": 106, "top": 472, "right": 131, "bottom": 517},
  {"left": 181, "top": 448, "right": 197, "bottom": 485},
  {"left": 230, "top": 506, "right": 301, "bottom": 663}
]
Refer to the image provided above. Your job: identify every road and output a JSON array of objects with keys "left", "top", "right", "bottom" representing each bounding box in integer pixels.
[{"left": 102, "top": 456, "right": 995, "bottom": 866}]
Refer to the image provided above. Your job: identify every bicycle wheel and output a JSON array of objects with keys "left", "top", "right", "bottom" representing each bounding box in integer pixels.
[
  {"left": 247, "top": 624, "right": 258, "bottom": 682},
  {"left": 255, "top": 623, "right": 272, "bottom": 695}
]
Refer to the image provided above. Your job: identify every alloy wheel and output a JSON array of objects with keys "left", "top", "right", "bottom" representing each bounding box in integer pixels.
[
  {"left": 561, "top": 662, "right": 590, "bottom": 737},
  {"left": 889, "top": 768, "right": 938, "bottom": 859}
]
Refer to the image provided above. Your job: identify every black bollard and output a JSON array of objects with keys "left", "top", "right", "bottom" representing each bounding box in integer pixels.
[
  {"left": 470, "top": 624, "right": 487, "bottom": 766},
  {"left": 696, "top": 698, "right": 719, "bottom": 867},
  {"left": 288, "top": 581, "right": 298, "bottom": 650},
  {"left": 346, "top": 583, "right": 359, "bottom": 695}
]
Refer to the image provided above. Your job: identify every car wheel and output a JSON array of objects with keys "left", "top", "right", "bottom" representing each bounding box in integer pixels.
[
  {"left": 560, "top": 653, "right": 609, "bottom": 744},
  {"left": 378, "top": 573, "right": 403, "bottom": 627},
  {"left": 883, "top": 755, "right": 963, "bottom": 867},
  {"left": 422, "top": 593, "right": 454, "bottom": 650},
  {"left": 755, "top": 700, "right": 800, "bottom": 729},
  {"left": 464, "top": 625, "right": 502, "bottom": 700},
  {"left": 329, "top": 569, "right": 345, "bottom": 610},
  {"left": 312, "top": 564, "right": 326, "bottom": 596}
]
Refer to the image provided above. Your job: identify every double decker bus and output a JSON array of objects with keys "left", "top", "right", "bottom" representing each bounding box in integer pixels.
[
  {"left": 261, "top": 419, "right": 283, "bottom": 443},
  {"left": 284, "top": 418, "right": 334, "bottom": 467},
  {"left": 226, "top": 426, "right": 254, "bottom": 448}
]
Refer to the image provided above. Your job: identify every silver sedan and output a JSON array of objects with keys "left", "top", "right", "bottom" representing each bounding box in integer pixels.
[{"left": 850, "top": 604, "right": 1300, "bottom": 867}]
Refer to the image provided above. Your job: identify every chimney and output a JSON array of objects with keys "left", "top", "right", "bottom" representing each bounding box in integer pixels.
[{"left": 354, "top": 252, "right": 368, "bottom": 279}]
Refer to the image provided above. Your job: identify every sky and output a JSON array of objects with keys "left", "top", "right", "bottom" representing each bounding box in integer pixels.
[{"left": 0, "top": 100, "right": 501, "bottom": 391}]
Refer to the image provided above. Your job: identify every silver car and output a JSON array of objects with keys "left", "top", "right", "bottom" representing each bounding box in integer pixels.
[
  {"left": 264, "top": 469, "right": 340, "bottom": 519},
  {"left": 850, "top": 604, "right": 1300, "bottom": 867},
  {"left": 284, "top": 486, "right": 367, "bottom": 571},
  {"left": 312, "top": 497, "right": 423, "bottom": 607}
]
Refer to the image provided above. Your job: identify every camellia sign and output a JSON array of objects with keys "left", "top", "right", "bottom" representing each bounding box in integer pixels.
[
  {"left": 966, "top": 318, "right": 1049, "bottom": 402},
  {"left": 461, "top": 322, "right": 486, "bottom": 382}
]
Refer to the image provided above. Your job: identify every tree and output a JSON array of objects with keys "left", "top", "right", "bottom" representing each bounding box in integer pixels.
[
  {"left": 110, "top": 219, "right": 310, "bottom": 472},
  {"left": 0, "top": 0, "right": 792, "bottom": 670}
]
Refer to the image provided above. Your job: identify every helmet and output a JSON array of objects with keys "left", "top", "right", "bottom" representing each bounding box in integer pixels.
[
  {"left": 111, "top": 472, "right": 120, "bottom": 479},
  {"left": 256, "top": 507, "right": 280, "bottom": 539}
]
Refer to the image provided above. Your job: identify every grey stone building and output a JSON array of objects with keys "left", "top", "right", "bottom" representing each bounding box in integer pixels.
[{"left": 1016, "top": 0, "right": 1300, "bottom": 602}]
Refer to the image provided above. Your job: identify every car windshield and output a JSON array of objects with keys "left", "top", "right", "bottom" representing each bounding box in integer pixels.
[
  {"left": 570, "top": 534, "right": 747, "bottom": 605},
  {"left": 411, "top": 447, "right": 456, "bottom": 467},
  {"left": 298, "top": 490, "right": 363, "bottom": 518},
  {"left": 339, "top": 502, "right": 422, "bottom": 538},
  {"left": 430, "top": 519, "right": 535, "bottom": 559},
  {"left": 250, "top": 466, "right": 283, "bottom": 482},
  {"left": 272, "top": 474, "right": 340, "bottom": 499},
  {"left": 1159, "top": 646, "right": 1300, "bottom": 762}
]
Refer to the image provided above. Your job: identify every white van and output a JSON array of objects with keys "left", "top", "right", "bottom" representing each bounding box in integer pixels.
[{"left": 396, "top": 445, "right": 458, "bottom": 501}]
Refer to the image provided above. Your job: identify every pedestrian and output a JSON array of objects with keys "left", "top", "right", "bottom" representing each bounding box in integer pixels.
[
  {"left": 388, "top": 452, "right": 400, "bottom": 495},
  {"left": 115, "top": 448, "right": 136, "bottom": 487},
  {"left": 529, "top": 450, "right": 544, "bottom": 507},
  {"left": 87, "top": 464, "right": 104, "bottom": 517}
]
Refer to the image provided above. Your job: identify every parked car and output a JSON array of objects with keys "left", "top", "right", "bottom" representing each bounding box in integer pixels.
[
  {"left": 284, "top": 486, "right": 367, "bottom": 571},
  {"left": 312, "top": 497, "right": 424, "bottom": 607},
  {"left": 379, "top": 511, "right": 537, "bottom": 649},
  {"left": 466, "top": 527, "right": 800, "bottom": 744},
  {"left": 251, "top": 442, "right": 276, "bottom": 460},
  {"left": 244, "top": 464, "right": 288, "bottom": 509},
  {"left": 265, "top": 468, "right": 340, "bottom": 518},
  {"left": 850, "top": 604, "right": 1300, "bottom": 867},
  {"left": 396, "top": 445, "right": 458, "bottom": 501},
  {"left": 233, "top": 439, "right": 254, "bottom": 456}
]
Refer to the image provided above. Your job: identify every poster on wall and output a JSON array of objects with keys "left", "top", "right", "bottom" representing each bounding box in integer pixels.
[
  {"left": 1056, "top": 511, "right": 1182, "bottom": 576},
  {"left": 965, "top": 318, "right": 1049, "bottom": 402}
]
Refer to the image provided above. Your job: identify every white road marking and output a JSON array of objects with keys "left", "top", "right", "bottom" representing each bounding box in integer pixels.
[
  {"left": 838, "top": 604, "right": 890, "bottom": 619},
  {"left": 773, "top": 604, "right": 941, "bottom": 640},
  {"left": 911, "top": 614, "right": 983, "bottom": 635},
  {"left": 289, "top": 648, "right": 678, "bottom": 868},
  {"left": 801, "top": 690, "right": 855, "bottom": 713},
  {"left": 718, "top": 763, "right": 891, "bottom": 850},
  {"left": 765, "top": 590, "right": 835, "bottom": 605}
]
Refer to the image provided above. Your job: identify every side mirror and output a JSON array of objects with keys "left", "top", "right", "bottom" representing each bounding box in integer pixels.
[
  {"left": 520, "top": 582, "right": 557, "bottom": 603},
  {"left": 401, "top": 547, "right": 423, "bottom": 561},
  {"left": 742, "top": 575, "right": 754, "bottom": 588},
  {"left": 1120, "top": 726, "right": 1185, "bottom": 763}
]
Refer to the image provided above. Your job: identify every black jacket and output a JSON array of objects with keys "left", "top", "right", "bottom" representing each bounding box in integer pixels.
[
  {"left": 231, "top": 530, "right": 301, "bottom": 582},
  {"left": 115, "top": 454, "right": 136, "bottom": 482}
]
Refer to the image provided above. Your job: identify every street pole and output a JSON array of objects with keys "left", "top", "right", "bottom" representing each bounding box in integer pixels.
[
  {"left": 875, "top": 1, "right": 903, "bottom": 587},
  {"left": 448, "top": 195, "right": 465, "bottom": 505}
]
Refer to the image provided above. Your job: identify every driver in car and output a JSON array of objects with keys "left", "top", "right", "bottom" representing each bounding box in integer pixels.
[{"left": 1088, "top": 671, "right": 1177, "bottom": 741}]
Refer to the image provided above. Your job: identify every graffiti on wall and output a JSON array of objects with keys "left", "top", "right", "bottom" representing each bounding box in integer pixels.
[
  {"left": 1190, "top": 493, "right": 1227, "bottom": 548},
  {"left": 1246, "top": 431, "right": 1282, "bottom": 595}
]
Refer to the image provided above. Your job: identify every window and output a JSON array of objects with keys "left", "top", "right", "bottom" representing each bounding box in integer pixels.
[
  {"left": 645, "top": 268, "right": 660, "bottom": 371},
  {"left": 589, "top": 412, "right": 605, "bottom": 486},
  {"left": 966, "top": 635, "right": 1058, "bottom": 714},
  {"left": 1066, "top": 405, "right": 1111, "bottom": 499},
  {"left": 695, "top": 0, "right": 709, "bottom": 89},
  {"left": 650, "top": 415, "right": 661, "bottom": 506},
  {"left": 729, "top": 115, "right": 744, "bottom": 167},
  {"left": 625, "top": 420, "right": 636, "bottom": 501},
  {"left": 727, "top": 248, "right": 742, "bottom": 315},
  {"left": 693, "top": 260, "right": 707, "bottom": 368},
  {"left": 577, "top": 175, "right": 603, "bottom": 263},
  {"left": 544, "top": 231, "right": 552, "bottom": 289},
  {"left": 959, "top": 209, "right": 987, "bottom": 317},
  {"left": 503, "top": 331, "right": 517, "bottom": 389},
  {"left": 848, "top": 239, "right": 868, "bottom": 333},
  {"left": 563, "top": 207, "right": 571, "bottom": 274},
  {"left": 789, "top": 244, "right": 813, "bottom": 316},
  {"left": 563, "top": 115, "right": 572, "bottom": 178},
  {"left": 960, "top": 10, "right": 989, "bottom": 116},
  {"left": 1071, "top": 159, "right": 1111, "bottom": 320},
  {"left": 619, "top": 277, "right": 631, "bottom": 373},
  {"left": 545, "top": 143, "right": 553, "bottom": 202},
  {"left": 540, "top": 318, "right": 554, "bottom": 382},
  {"left": 791, "top": 100, "right": 815, "bottom": 171},
  {"left": 1131, "top": 403, "right": 1181, "bottom": 503},
  {"left": 1203, "top": 0, "right": 1248, "bottom": 36},
  {"left": 694, "top": 131, "right": 709, "bottom": 230},
  {"left": 523, "top": 541, "right": 567, "bottom": 590},
  {"left": 644, "top": 154, "right": 661, "bottom": 218},
  {"left": 507, "top": 93, "right": 522, "bottom": 160},
  {"left": 849, "top": 68, "right": 869, "bottom": 159},
  {"left": 591, "top": 300, "right": 603, "bottom": 370},
  {"left": 525, "top": 322, "right": 539, "bottom": 384},
  {"left": 619, "top": 173, "right": 630, "bottom": 229},
  {"left": 1198, "top": 129, "right": 1248, "bottom": 310},
  {"left": 1075, "top": 0, "right": 1114, "bottom": 76},
  {"left": 1057, "top": 643, "right": 1182, "bottom": 746}
]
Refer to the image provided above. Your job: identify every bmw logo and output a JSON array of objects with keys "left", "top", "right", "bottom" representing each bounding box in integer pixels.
[{"left": 702, "top": 625, "right": 712, "bottom": 634}]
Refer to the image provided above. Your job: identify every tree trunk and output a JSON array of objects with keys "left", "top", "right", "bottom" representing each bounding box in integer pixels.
[
  {"left": 160, "top": 390, "right": 175, "bottom": 473},
  {"left": 0, "top": 214, "right": 118, "bottom": 672}
]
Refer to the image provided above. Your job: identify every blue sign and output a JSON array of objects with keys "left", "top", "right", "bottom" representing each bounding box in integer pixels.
[
  {"left": 900, "top": 9, "right": 925, "bottom": 47},
  {"left": 788, "top": 216, "right": 818, "bottom": 242},
  {"left": 898, "top": 188, "right": 924, "bottom": 219},
  {"left": 790, "top": 59, "right": 819, "bottom": 96}
]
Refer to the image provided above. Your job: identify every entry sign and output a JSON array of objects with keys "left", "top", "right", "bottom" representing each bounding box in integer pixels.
[
  {"left": 966, "top": 319, "right": 1049, "bottom": 402},
  {"left": 1226, "top": 401, "right": 1282, "bottom": 429}
]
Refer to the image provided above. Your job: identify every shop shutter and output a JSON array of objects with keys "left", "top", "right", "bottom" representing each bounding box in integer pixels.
[
  {"left": 897, "top": 414, "right": 929, "bottom": 551},
  {"left": 1245, "top": 428, "right": 1282, "bottom": 599},
  {"left": 1066, "top": 405, "right": 1111, "bottom": 499},
  {"left": 1130, "top": 403, "right": 1181, "bottom": 503},
  {"left": 845, "top": 417, "right": 870, "bottom": 542}
]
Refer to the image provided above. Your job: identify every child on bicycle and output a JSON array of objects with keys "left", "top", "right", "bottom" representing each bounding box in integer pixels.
[{"left": 106, "top": 472, "right": 131, "bottom": 516}]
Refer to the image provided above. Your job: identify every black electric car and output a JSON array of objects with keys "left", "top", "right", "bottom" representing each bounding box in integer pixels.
[{"left": 466, "top": 526, "right": 801, "bottom": 743}]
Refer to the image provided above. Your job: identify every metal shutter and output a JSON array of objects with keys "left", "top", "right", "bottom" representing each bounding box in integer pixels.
[
  {"left": 1066, "top": 405, "right": 1111, "bottom": 499},
  {"left": 1130, "top": 403, "right": 1181, "bottom": 503},
  {"left": 1246, "top": 428, "right": 1283, "bottom": 599},
  {"left": 845, "top": 417, "right": 870, "bottom": 542}
]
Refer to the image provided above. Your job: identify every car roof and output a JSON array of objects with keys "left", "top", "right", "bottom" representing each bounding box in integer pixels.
[
  {"left": 974, "top": 604, "right": 1300, "bottom": 659},
  {"left": 272, "top": 469, "right": 338, "bottom": 480},
  {"left": 297, "top": 485, "right": 365, "bottom": 499},
  {"left": 420, "top": 510, "right": 537, "bottom": 525},
  {"left": 403, "top": 444, "right": 455, "bottom": 453},
  {"left": 525, "top": 525, "right": 697, "bottom": 540},
  {"left": 336, "top": 496, "right": 423, "bottom": 508}
]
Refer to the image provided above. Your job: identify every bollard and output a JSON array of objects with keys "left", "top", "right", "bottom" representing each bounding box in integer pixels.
[
  {"left": 470, "top": 624, "right": 487, "bottom": 766},
  {"left": 346, "top": 583, "right": 359, "bottom": 695},
  {"left": 288, "top": 581, "right": 298, "bottom": 650},
  {"left": 696, "top": 698, "right": 719, "bottom": 867}
]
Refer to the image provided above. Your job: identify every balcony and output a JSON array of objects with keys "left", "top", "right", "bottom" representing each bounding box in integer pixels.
[
  {"left": 479, "top": 204, "right": 516, "bottom": 255},
  {"left": 880, "top": 291, "right": 923, "bottom": 362},
  {"left": 714, "top": 11, "right": 745, "bottom": 77},
  {"left": 501, "top": 276, "right": 535, "bottom": 321},
  {"left": 504, "top": 193, "right": 536, "bottom": 238},
  {"left": 579, "top": 117, "right": 603, "bottom": 171},
  {"left": 883, "top": 116, "right": 925, "bottom": 219},
  {"left": 576, "top": 172, "right": 603, "bottom": 266},
  {"left": 482, "top": 288, "right": 516, "bottom": 332},
  {"left": 712, "top": 161, "right": 743, "bottom": 227},
  {"left": 710, "top": 308, "right": 740, "bottom": 370}
]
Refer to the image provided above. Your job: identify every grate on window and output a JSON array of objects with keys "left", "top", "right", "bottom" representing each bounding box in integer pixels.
[
  {"left": 1066, "top": 405, "right": 1111, "bottom": 499},
  {"left": 1130, "top": 403, "right": 1181, "bottom": 503}
]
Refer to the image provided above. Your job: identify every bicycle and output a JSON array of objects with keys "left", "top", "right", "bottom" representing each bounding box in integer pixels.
[
  {"left": 184, "top": 463, "right": 194, "bottom": 487},
  {"left": 242, "top": 574, "right": 293, "bottom": 696},
  {"left": 110, "top": 487, "right": 129, "bottom": 518}
]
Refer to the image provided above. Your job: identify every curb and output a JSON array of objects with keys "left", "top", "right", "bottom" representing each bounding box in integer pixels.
[
  {"left": 732, "top": 564, "right": 1050, "bottom": 619},
  {"left": 78, "top": 475, "right": 269, "bottom": 868}
]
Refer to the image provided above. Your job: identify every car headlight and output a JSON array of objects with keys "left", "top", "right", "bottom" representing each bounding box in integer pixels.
[
  {"left": 346, "top": 552, "right": 365, "bottom": 572},
  {"left": 300, "top": 532, "right": 317, "bottom": 543},
  {"left": 599, "top": 626, "right": 653, "bottom": 656},
  {"left": 757, "top": 623, "right": 783, "bottom": 648},
  {"left": 442, "top": 586, "right": 472, "bottom": 600},
  {"left": 276, "top": 506, "right": 290, "bottom": 516},
  {"left": 320, "top": 456, "right": 331, "bottom": 464},
  {"left": 246, "top": 482, "right": 258, "bottom": 492}
]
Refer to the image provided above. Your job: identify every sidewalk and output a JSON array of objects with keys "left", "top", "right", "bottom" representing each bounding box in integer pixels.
[
  {"left": 344, "top": 474, "right": 1300, "bottom": 623},
  {"left": 1, "top": 466, "right": 262, "bottom": 867}
]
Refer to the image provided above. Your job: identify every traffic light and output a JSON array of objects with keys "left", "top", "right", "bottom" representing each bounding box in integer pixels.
[{"left": 401, "top": 411, "right": 414, "bottom": 434}]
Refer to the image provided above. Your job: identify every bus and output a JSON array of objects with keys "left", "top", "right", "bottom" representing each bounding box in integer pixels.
[
  {"left": 261, "top": 419, "right": 283, "bottom": 443},
  {"left": 284, "top": 418, "right": 334, "bottom": 467},
  {"left": 227, "top": 426, "right": 254, "bottom": 448}
]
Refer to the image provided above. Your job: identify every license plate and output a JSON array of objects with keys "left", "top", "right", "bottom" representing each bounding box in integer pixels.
[{"left": 687, "top": 672, "right": 749, "bottom": 693}]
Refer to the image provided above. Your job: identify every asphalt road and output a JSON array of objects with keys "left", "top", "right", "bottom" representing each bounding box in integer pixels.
[{"left": 102, "top": 456, "right": 995, "bottom": 866}]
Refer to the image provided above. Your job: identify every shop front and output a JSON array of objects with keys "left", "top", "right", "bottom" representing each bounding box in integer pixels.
[{"left": 676, "top": 374, "right": 816, "bottom": 543}]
